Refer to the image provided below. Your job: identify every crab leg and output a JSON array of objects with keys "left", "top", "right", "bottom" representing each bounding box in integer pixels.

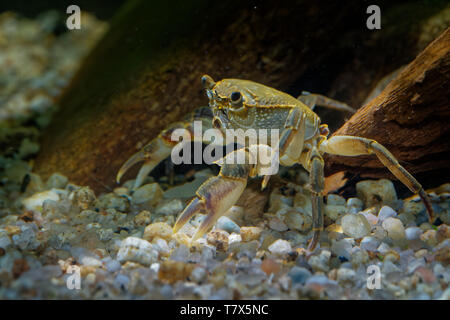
[
  {"left": 116, "top": 107, "right": 214, "bottom": 189},
  {"left": 320, "top": 135, "right": 434, "bottom": 220},
  {"left": 262, "top": 108, "right": 306, "bottom": 189},
  {"left": 173, "top": 149, "right": 252, "bottom": 241},
  {"left": 298, "top": 92, "right": 356, "bottom": 113},
  {"left": 306, "top": 146, "right": 325, "bottom": 252}
]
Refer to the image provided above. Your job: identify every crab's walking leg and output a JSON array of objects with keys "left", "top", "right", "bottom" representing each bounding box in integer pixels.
[
  {"left": 116, "top": 107, "right": 214, "bottom": 189},
  {"left": 298, "top": 92, "right": 356, "bottom": 114},
  {"left": 173, "top": 149, "right": 252, "bottom": 241},
  {"left": 320, "top": 136, "right": 434, "bottom": 220},
  {"left": 307, "top": 146, "right": 325, "bottom": 252}
]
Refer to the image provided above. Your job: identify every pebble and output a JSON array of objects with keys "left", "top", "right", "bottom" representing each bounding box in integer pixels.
[
  {"left": 288, "top": 266, "right": 311, "bottom": 285},
  {"left": 261, "top": 258, "right": 281, "bottom": 275},
  {"left": 327, "top": 194, "right": 346, "bottom": 206},
  {"left": 346, "top": 197, "right": 363, "bottom": 210},
  {"left": 45, "top": 173, "right": 68, "bottom": 189},
  {"left": 341, "top": 213, "right": 371, "bottom": 238},
  {"left": 155, "top": 199, "right": 184, "bottom": 215},
  {"left": 420, "top": 230, "right": 438, "bottom": 246},
  {"left": 104, "top": 259, "right": 121, "bottom": 273},
  {"left": 95, "top": 192, "right": 126, "bottom": 212},
  {"left": 216, "top": 216, "right": 240, "bottom": 234},
  {"left": 359, "top": 208, "right": 379, "bottom": 225},
  {"left": 133, "top": 210, "right": 152, "bottom": 226},
  {"left": 131, "top": 183, "right": 163, "bottom": 206},
  {"left": 22, "top": 190, "right": 59, "bottom": 212},
  {"left": 143, "top": 222, "right": 173, "bottom": 242},
  {"left": 116, "top": 237, "right": 158, "bottom": 266},
  {"left": 336, "top": 268, "right": 357, "bottom": 284},
  {"left": 268, "top": 239, "right": 292, "bottom": 255},
  {"left": 325, "top": 205, "right": 346, "bottom": 221},
  {"left": 377, "top": 206, "right": 397, "bottom": 222},
  {"left": 268, "top": 217, "right": 288, "bottom": 232},
  {"left": 190, "top": 267, "right": 207, "bottom": 283},
  {"left": 360, "top": 236, "right": 380, "bottom": 252},
  {"left": 308, "top": 250, "right": 331, "bottom": 272},
  {"left": 356, "top": 179, "right": 397, "bottom": 209},
  {"left": 405, "top": 226, "right": 423, "bottom": 241},
  {"left": 206, "top": 230, "right": 229, "bottom": 251},
  {"left": 280, "top": 208, "right": 312, "bottom": 232},
  {"left": 382, "top": 217, "right": 406, "bottom": 240},
  {"left": 331, "top": 238, "right": 354, "bottom": 260},
  {"left": 240, "top": 226, "right": 262, "bottom": 242}
]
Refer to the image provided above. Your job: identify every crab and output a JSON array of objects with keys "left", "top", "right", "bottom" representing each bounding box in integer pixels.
[{"left": 116, "top": 75, "right": 434, "bottom": 252}]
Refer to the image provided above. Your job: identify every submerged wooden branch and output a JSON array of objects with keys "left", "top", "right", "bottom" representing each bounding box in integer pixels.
[{"left": 325, "top": 28, "right": 450, "bottom": 180}]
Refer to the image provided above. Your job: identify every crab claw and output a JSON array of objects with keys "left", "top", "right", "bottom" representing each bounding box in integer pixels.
[
  {"left": 173, "top": 158, "right": 250, "bottom": 241},
  {"left": 116, "top": 138, "right": 173, "bottom": 189}
]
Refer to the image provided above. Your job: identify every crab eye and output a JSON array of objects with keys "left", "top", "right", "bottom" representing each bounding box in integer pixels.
[
  {"left": 230, "top": 91, "right": 241, "bottom": 102},
  {"left": 201, "top": 75, "right": 215, "bottom": 90}
]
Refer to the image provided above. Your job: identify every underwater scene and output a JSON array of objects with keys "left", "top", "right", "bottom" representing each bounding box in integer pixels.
[{"left": 0, "top": 0, "right": 449, "bottom": 302}]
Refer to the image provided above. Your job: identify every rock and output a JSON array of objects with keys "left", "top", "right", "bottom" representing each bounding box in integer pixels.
[
  {"left": 158, "top": 260, "right": 195, "bottom": 284},
  {"left": 95, "top": 192, "right": 126, "bottom": 212},
  {"left": 0, "top": 235, "right": 12, "bottom": 250},
  {"left": 45, "top": 173, "right": 68, "bottom": 189},
  {"left": 72, "top": 187, "right": 97, "bottom": 210},
  {"left": 382, "top": 217, "right": 406, "bottom": 240},
  {"left": 360, "top": 236, "right": 380, "bottom": 252},
  {"left": 382, "top": 260, "right": 401, "bottom": 274},
  {"left": 170, "top": 244, "right": 190, "bottom": 262},
  {"left": 420, "top": 229, "right": 438, "bottom": 246},
  {"left": 325, "top": 205, "right": 347, "bottom": 221},
  {"left": 131, "top": 183, "right": 163, "bottom": 206},
  {"left": 261, "top": 258, "right": 281, "bottom": 275},
  {"left": 341, "top": 213, "right": 371, "bottom": 238},
  {"left": 268, "top": 217, "right": 288, "bottom": 232},
  {"left": 216, "top": 216, "right": 240, "bottom": 234},
  {"left": 143, "top": 222, "right": 173, "bottom": 242},
  {"left": 377, "top": 206, "right": 397, "bottom": 222},
  {"left": 288, "top": 266, "right": 311, "bottom": 285},
  {"left": 22, "top": 190, "right": 59, "bottom": 212},
  {"left": 437, "top": 224, "right": 450, "bottom": 242},
  {"left": 240, "top": 226, "right": 262, "bottom": 242},
  {"left": 71, "top": 247, "right": 102, "bottom": 267},
  {"left": 359, "top": 209, "right": 379, "bottom": 225},
  {"left": 268, "top": 239, "right": 292, "bottom": 255},
  {"left": 104, "top": 259, "right": 121, "bottom": 273},
  {"left": 331, "top": 238, "right": 354, "bottom": 260},
  {"left": 350, "top": 247, "right": 369, "bottom": 266},
  {"left": 293, "top": 192, "right": 312, "bottom": 215},
  {"left": 327, "top": 194, "right": 346, "bottom": 205},
  {"left": 269, "top": 192, "right": 293, "bottom": 213},
  {"left": 283, "top": 210, "right": 312, "bottom": 231},
  {"left": 155, "top": 199, "right": 184, "bottom": 215},
  {"left": 346, "top": 198, "right": 363, "bottom": 210},
  {"left": 190, "top": 267, "right": 207, "bottom": 283},
  {"left": 206, "top": 230, "right": 229, "bottom": 251},
  {"left": 356, "top": 179, "right": 398, "bottom": 209},
  {"left": 405, "top": 226, "right": 423, "bottom": 241},
  {"left": 116, "top": 237, "right": 158, "bottom": 266},
  {"left": 336, "top": 268, "right": 357, "bottom": 284},
  {"left": 12, "top": 225, "right": 39, "bottom": 250},
  {"left": 228, "top": 233, "right": 242, "bottom": 245},
  {"left": 133, "top": 210, "right": 152, "bottom": 226},
  {"left": 153, "top": 238, "right": 170, "bottom": 256},
  {"left": 377, "top": 242, "right": 391, "bottom": 255},
  {"left": 308, "top": 250, "right": 331, "bottom": 272}
]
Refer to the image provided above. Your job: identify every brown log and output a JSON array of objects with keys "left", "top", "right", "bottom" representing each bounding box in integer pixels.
[{"left": 325, "top": 28, "right": 450, "bottom": 182}]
